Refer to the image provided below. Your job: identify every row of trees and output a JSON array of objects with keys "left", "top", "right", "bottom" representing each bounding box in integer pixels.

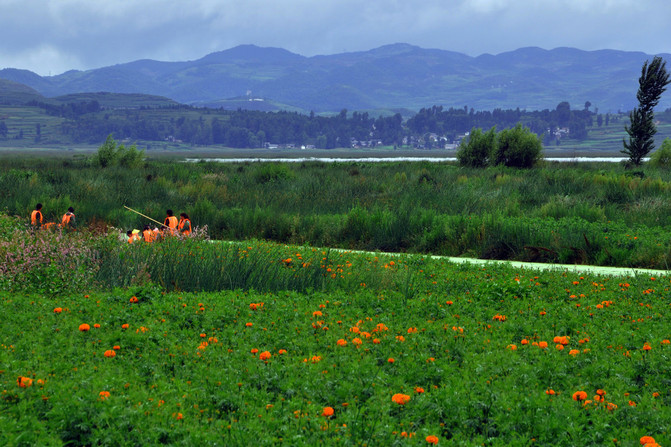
[{"left": 17, "top": 98, "right": 605, "bottom": 149}]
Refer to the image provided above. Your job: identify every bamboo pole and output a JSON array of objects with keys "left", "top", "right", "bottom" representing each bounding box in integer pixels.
[{"left": 123, "top": 205, "right": 167, "bottom": 227}]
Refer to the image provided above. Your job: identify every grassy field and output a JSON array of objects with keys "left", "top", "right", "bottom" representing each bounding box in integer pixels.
[{"left": 0, "top": 222, "right": 669, "bottom": 445}]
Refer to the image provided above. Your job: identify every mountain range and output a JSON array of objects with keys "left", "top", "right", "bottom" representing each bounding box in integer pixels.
[{"left": 2, "top": 43, "right": 670, "bottom": 114}]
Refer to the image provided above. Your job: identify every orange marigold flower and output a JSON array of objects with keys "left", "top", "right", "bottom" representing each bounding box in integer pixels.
[
  {"left": 17, "top": 376, "right": 33, "bottom": 388},
  {"left": 572, "top": 391, "right": 587, "bottom": 401},
  {"left": 322, "top": 406, "right": 334, "bottom": 417},
  {"left": 545, "top": 389, "right": 555, "bottom": 395},
  {"left": 538, "top": 341, "right": 548, "bottom": 349},
  {"left": 521, "top": 339, "right": 528, "bottom": 345},
  {"left": 640, "top": 436, "right": 656, "bottom": 445},
  {"left": 596, "top": 389, "right": 606, "bottom": 396},
  {"left": 93, "top": 324, "right": 100, "bottom": 329},
  {"left": 507, "top": 344, "right": 517, "bottom": 351},
  {"left": 606, "top": 402, "right": 617, "bottom": 411},
  {"left": 387, "top": 358, "right": 395, "bottom": 363},
  {"left": 54, "top": 307, "right": 63, "bottom": 313},
  {"left": 129, "top": 296, "right": 139, "bottom": 303},
  {"left": 407, "top": 327, "right": 418, "bottom": 334},
  {"left": 310, "top": 355, "right": 322, "bottom": 363},
  {"left": 415, "top": 387, "right": 425, "bottom": 394},
  {"left": 391, "top": 393, "right": 411, "bottom": 405},
  {"left": 539, "top": 310, "right": 547, "bottom": 316},
  {"left": 103, "top": 350, "right": 116, "bottom": 358},
  {"left": 568, "top": 349, "right": 580, "bottom": 356},
  {"left": 251, "top": 348, "right": 259, "bottom": 354},
  {"left": 642, "top": 343, "right": 652, "bottom": 351},
  {"left": 426, "top": 435, "right": 439, "bottom": 445},
  {"left": 312, "top": 310, "right": 323, "bottom": 317},
  {"left": 396, "top": 335, "right": 405, "bottom": 342},
  {"left": 445, "top": 300, "right": 453, "bottom": 305},
  {"left": 259, "top": 351, "right": 271, "bottom": 361},
  {"left": 629, "top": 400, "right": 637, "bottom": 407},
  {"left": 113, "top": 345, "right": 120, "bottom": 350},
  {"left": 121, "top": 324, "right": 129, "bottom": 329},
  {"left": 99, "top": 391, "right": 110, "bottom": 400},
  {"left": 336, "top": 339, "right": 347, "bottom": 347},
  {"left": 555, "top": 344, "right": 564, "bottom": 351},
  {"left": 245, "top": 322, "right": 253, "bottom": 327},
  {"left": 175, "top": 412, "right": 183, "bottom": 420},
  {"left": 79, "top": 323, "right": 90, "bottom": 332},
  {"left": 373, "top": 338, "right": 380, "bottom": 344},
  {"left": 352, "top": 338, "right": 362, "bottom": 345},
  {"left": 652, "top": 392, "right": 660, "bottom": 398},
  {"left": 278, "top": 349, "right": 287, "bottom": 355}
]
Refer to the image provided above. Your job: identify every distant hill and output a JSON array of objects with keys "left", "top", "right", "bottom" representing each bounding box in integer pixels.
[
  {"left": 1, "top": 44, "right": 670, "bottom": 113},
  {"left": 0, "top": 79, "right": 44, "bottom": 105}
]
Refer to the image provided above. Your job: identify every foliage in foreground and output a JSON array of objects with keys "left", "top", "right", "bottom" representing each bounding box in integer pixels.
[{"left": 1, "top": 238, "right": 669, "bottom": 446}]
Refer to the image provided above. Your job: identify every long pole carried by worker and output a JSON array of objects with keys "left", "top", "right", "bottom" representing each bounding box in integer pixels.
[{"left": 123, "top": 205, "right": 167, "bottom": 228}]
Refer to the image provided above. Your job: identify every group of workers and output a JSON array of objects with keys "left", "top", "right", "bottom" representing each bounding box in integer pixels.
[
  {"left": 29, "top": 203, "right": 191, "bottom": 243},
  {"left": 126, "top": 209, "right": 192, "bottom": 244},
  {"left": 30, "top": 203, "right": 77, "bottom": 230}
]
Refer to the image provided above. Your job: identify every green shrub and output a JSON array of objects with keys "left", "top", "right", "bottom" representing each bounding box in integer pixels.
[
  {"left": 491, "top": 124, "right": 543, "bottom": 168},
  {"left": 457, "top": 127, "right": 496, "bottom": 167},
  {"left": 649, "top": 138, "right": 671, "bottom": 167}
]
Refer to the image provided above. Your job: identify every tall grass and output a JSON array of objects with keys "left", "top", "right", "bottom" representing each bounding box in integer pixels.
[{"left": 4, "top": 157, "right": 671, "bottom": 267}]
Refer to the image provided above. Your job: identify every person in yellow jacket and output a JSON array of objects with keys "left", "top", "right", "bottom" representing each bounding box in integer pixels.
[
  {"left": 164, "top": 209, "right": 178, "bottom": 235},
  {"left": 61, "top": 207, "right": 76, "bottom": 230},
  {"left": 31, "top": 203, "right": 43, "bottom": 227},
  {"left": 178, "top": 213, "right": 192, "bottom": 236}
]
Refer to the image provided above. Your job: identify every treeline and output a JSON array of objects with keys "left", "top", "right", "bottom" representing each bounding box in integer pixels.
[
  {"left": 13, "top": 99, "right": 608, "bottom": 148},
  {"left": 406, "top": 102, "right": 595, "bottom": 144}
]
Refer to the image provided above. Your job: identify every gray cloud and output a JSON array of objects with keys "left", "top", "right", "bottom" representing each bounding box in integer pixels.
[{"left": 1, "top": 0, "right": 670, "bottom": 75}]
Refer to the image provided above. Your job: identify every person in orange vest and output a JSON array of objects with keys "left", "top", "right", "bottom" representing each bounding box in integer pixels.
[
  {"left": 126, "top": 229, "right": 141, "bottom": 244},
  {"left": 142, "top": 225, "right": 155, "bottom": 243},
  {"left": 164, "top": 209, "right": 178, "bottom": 235},
  {"left": 31, "top": 203, "right": 43, "bottom": 227},
  {"left": 178, "top": 213, "right": 192, "bottom": 236},
  {"left": 61, "top": 207, "right": 76, "bottom": 230}
]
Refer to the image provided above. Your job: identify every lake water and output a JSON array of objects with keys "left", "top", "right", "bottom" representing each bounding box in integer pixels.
[{"left": 186, "top": 157, "right": 645, "bottom": 163}]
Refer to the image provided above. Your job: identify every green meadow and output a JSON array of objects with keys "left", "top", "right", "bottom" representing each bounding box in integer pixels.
[{"left": 1, "top": 158, "right": 670, "bottom": 446}]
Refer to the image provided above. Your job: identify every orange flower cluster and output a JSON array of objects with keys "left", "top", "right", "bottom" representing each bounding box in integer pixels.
[
  {"left": 17, "top": 376, "right": 33, "bottom": 388},
  {"left": 103, "top": 349, "right": 116, "bottom": 358},
  {"left": 553, "top": 336, "right": 570, "bottom": 345},
  {"left": 321, "top": 406, "right": 334, "bottom": 417},
  {"left": 79, "top": 323, "right": 90, "bottom": 332},
  {"left": 426, "top": 435, "right": 439, "bottom": 445},
  {"left": 572, "top": 391, "right": 587, "bottom": 401},
  {"left": 99, "top": 391, "right": 110, "bottom": 400},
  {"left": 640, "top": 436, "right": 659, "bottom": 447},
  {"left": 129, "top": 296, "right": 139, "bottom": 303},
  {"left": 391, "top": 393, "right": 411, "bottom": 405},
  {"left": 53, "top": 307, "right": 62, "bottom": 313},
  {"left": 249, "top": 302, "right": 264, "bottom": 310},
  {"left": 492, "top": 314, "right": 506, "bottom": 322},
  {"left": 259, "top": 351, "right": 271, "bottom": 361}
]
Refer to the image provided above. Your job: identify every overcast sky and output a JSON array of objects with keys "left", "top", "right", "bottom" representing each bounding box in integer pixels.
[{"left": 2, "top": 0, "right": 670, "bottom": 76}]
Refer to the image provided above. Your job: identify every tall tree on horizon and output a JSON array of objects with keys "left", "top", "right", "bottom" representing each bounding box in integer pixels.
[{"left": 623, "top": 56, "right": 670, "bottom": 165}]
